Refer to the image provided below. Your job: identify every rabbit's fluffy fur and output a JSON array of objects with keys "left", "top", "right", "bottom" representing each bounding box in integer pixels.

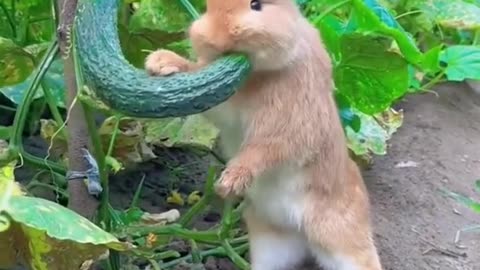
[{"left": 145, "top": 0, "right": 383, "bottom": 269}]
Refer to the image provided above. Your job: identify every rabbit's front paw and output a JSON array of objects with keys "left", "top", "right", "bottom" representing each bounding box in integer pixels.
[
  {"left": 214, "top": 165, "right": 253, "bottom": 198},
  {"left": 145, "top": 49, "right": 189, "bottom": 76}
]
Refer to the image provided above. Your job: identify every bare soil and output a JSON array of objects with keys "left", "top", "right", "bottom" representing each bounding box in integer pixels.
[
  {"left": 13, "top": 82, "right": 480, "bottom": 270},
  {"left": 365, "top": 82, "right": 480, "bottom": 270}
]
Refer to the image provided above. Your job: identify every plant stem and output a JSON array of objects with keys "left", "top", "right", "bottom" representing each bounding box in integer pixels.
[
  {"left": 26, "top": 180, "right": 69, "bottom": 198},
  {"left": 83, "top": 103, "right": 120, "bottom": 270},
  {"left": 0, "top": 105, "right": 16, "bottom": 112},
  {"left": 179, "top": 0, "right": 200, "bottom": 19},
  {"left": 222, "top": 239, "right": 250, "bottom": 270},
  {"left": 122, "top": 224, "right": 220, "bottom": 243},
  {"left": 57, "top": 0, "right": 99, "bottom": 219},
  {"left": 41, "top": 83, "right": 67, "bottom": 137},
  {"left": 83, "top": 104, "right": 109, "bottom": 226},
  {"left": 9, "top": 40, "right": 66, "bottom": 175},
  {"left": 473, "top": 29, "right": 480, "bottom": 46},
  {"left": 421, "top": 70, "right": 445, "bottom": 91},
  {"left": 179, "top": 166, "right": 217, "bottom": 227},
  {"left": 160, "top": 243, "right": 249, "bottom": 269}
]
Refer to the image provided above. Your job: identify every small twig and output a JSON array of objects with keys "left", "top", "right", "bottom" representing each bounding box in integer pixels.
[
  {"left": 454, "top": 225, "right": 480, "bottom": 249},
  {"left": 411, "top": 228, "right": 467, "bottom": 258}
]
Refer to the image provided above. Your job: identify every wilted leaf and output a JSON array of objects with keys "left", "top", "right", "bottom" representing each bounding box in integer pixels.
[
  {"left": 334, "top": 34, "right": 409, "bottom": 114},
  {"left": 187, "top": 191, "right": 202, "bottom": 205},
  {"left": 373, "top": 107, "right": 404, "bottom": 137},
  {"left": 439, "top": 45, "right": 480, "bottom": 81},
  {"left": 143, "top": 115, "right": 220, "bottom": 152},
  {"left": 419, "top": 0, "right": 480, "bottom": 30},
  {"left": 166, "top": 190, "right": 185, "bottom": 206},
  {"left": 40, "top": 119, "right": 68, "bottom": 160},
  {"left": 99, "top": 117, "right": 157, "bottom": 167},
  {"left": 346, "top": 108, "right": 403, "bottom": 156},
  {"left": 0, "top": 196, "right": 129, "bottom": 270}
]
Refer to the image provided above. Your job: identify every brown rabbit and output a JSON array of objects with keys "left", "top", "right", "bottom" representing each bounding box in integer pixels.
[{"left": 145, "top": 0, "right": 383, "bottom": 269}]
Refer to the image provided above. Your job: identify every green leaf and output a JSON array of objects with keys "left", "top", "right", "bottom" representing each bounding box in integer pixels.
[
  {"left": 444, "top": 189, "right": 480, "bottom": 213},
  {"left": 143, "top": 115, "right": 220, "bottom": 152},
  {"left": 334, "top": 34, "right": 409, "bottom": 114},
  {"left": 422, "top": 45, "right": 443, "bottom": 74},
  {"left": 0, "top": 37, "right": 35, "bottom": 87},
  {"left": 348, "top": 0, "right": 424, "bottom": 65},
  {"left": 0, "top": 126, "right": 11, "bottom": 140},
  {"left": 419, "top": 0, "right": 480, "bottom": 30},
  {"left": 128, "top": 0, "right": 204, "bottom": 33},
  {"left": 439, "top": 45, "right": 480, "bottom": 81},
  {"left": 315, "top": 15, "right": 345, "bottom": 63},
  {"left": 11, "top": 0, "right": 55, "bottom": 45},
  {"left": 0, "top": 195, "right": 129, "bottom": 270}
]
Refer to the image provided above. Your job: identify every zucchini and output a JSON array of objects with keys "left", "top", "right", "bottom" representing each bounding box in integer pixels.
[{"left": 74, "top": 0, "right": 251, "bottom": 118}]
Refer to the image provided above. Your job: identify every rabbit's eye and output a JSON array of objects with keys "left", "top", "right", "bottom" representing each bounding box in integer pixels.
[{"left": 250, "top": 0, "right": 262, "bottom": 11}]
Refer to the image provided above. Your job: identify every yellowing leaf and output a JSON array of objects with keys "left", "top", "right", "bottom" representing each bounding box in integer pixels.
[
  {"left": 187, "top": 191, "right": 202, "bottom": 205},
  {"left": 166, "top": 190, "right": 184, "bottom": 206},
  {"left": 0, "top": 196, "right": 130, "bottom": 270},
  {"left": 99, "top": 117, "right": 157, "bottom": 167},
  {"left": 146, "top": 233, "right": 157, "bottom": 248},
  {"left": 40, "top": 119, "right": 68, "bottom": 160}
]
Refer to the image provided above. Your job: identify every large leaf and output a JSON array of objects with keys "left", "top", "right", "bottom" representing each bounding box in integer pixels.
[
  {"left": 10, "top": 0, "right": 55, "bottom": 46},
  {"left": 0, "top": 162, "right": 129, "bottom": 270},
  {"left": 348, "top": 0, "right": 424, "bottom": 66},
  {"left": 0, "top": 196, "right": 130, "bottom": 270},
  {"left": 419, "top": 0, "right": 480, "bottom": 30},
  {"left": 0, "top": 58, "right": 66, "bottom": 108},
  {"left": 439, "top": 45, "right": 480, "bottom": 81},
  {"left": 334, "top": 34, "right": 409, "bottom": 114}
]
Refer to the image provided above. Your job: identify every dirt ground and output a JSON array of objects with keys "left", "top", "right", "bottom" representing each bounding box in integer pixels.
[
  {"left": 12, "top": 81, "right": 480, "bottom": 270},
  {"left": 363, "top": 82, "right": 480, "bottom": 270}
]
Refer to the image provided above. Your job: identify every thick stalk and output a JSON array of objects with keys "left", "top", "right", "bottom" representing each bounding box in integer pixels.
[
  {"left": 57, "top": 0, "right": 98, "bottom": 219},
  {"left": 9, "top": 41, "right": 66, "bottom": 175}
]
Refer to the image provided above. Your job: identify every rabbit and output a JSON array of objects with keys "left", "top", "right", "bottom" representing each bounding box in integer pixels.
[{"left": 145, "top": 0, "right": 383, "bottom": 269}]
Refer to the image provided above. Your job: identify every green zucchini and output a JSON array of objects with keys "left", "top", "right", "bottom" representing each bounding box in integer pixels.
[{"left": 74, "top": 0, "right": 251, "bottom": 118}]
